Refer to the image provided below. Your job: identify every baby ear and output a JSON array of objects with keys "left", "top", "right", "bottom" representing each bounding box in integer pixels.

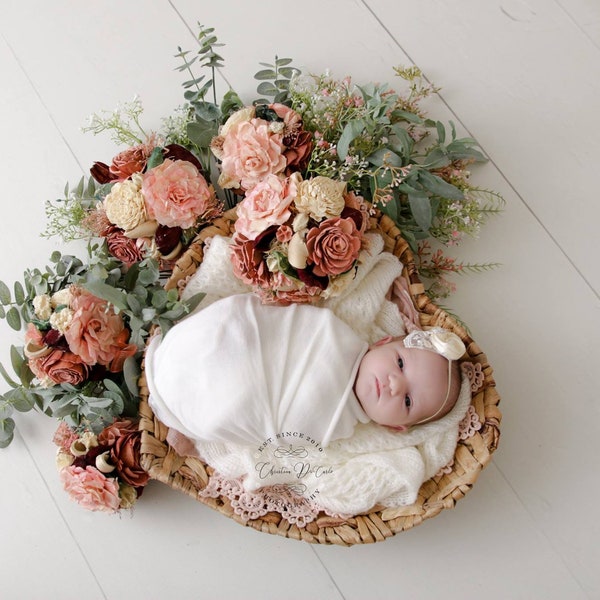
[{"left": 371, "top": 336, "right": 393, "bottom": 348}]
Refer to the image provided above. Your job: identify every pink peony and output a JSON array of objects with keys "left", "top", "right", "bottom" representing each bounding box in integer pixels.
[
  {"left": 305, "top": 217, "right": 362, "bottom": 277},
  {"left": 235, "top": 175, "right": 296, "bottom": 240},
  {"left": 60, "top": 465, "right": 121, "bottom": 513},
  {"left": 220, "top": 119, "right": 287, "bottom": 190},
  {"left": 142, "top": 159, "right": 219, "bottom": 229},
  {"left": 64, "top": 288, "right": 137, "bottom": 372}
]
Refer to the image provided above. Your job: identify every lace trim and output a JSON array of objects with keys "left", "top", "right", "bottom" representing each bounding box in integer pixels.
[
  {"left": 458, "top": 405, "right": 482, "bottom": 440},
  {"left": 461, "top": 361, "right": 484, "bottom": 392},
  {"left": 198, "top": 472, "right": 322, "bottom": 528}
]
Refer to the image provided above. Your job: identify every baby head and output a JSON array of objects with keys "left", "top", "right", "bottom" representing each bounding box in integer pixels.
[{"left": 354, "top": 328, "right": 465, "bottom": 431}]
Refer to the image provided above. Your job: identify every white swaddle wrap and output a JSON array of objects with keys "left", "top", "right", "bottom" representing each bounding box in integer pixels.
[
  {"left": 146, "top": 234, "right": 472, "bottom": 515},
  {"left": 146, "top": 294, "right": 370, "bottom": 448}
]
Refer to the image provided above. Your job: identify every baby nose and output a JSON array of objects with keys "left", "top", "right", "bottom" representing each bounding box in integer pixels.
[{"left": 388, "top": 373, "right": 405, "bottom": 398}]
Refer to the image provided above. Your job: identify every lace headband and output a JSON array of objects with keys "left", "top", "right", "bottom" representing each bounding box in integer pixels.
[{"left": 403, "top": 328, "right": 466, "bottom": 425}]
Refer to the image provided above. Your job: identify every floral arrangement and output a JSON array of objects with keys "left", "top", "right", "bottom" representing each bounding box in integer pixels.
[
  {"left": 44, "top": 101, "right": 222, "bottom": 267},
  {"left": 0, "top": 24, "right": 502, "bottom": 513},
  {"left": 0, "top": 248, "right": 203, "bottom": 509}
]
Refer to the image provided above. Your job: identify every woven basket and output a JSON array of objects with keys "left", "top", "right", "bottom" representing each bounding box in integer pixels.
[{"left": 138, "top": 209, "right": 501, "bottom": 545}]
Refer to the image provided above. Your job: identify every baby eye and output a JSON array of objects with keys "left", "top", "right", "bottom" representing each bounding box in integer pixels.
[
  {"left": 397, "top": 357, "right": 404, "bottom": 370},
  {"left": 405, "top": 395, "right": 412, "bottom": 408}
]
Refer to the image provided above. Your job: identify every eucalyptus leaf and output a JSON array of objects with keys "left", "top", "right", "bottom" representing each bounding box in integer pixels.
[
  {"left": 10, "top": 346, "right": 25, "bottom": 382},
  {"left": 194, "top": 101, "right": 220, "bottom": 121},
  {"left": 367, "top": 147, "right": 403, "bottom": 168},
  {"left": 123, "top": 357, "right": 140, "bottom": 397},
  {"left": 146, "top": 147, "right": 165, "bottom": 171},
  {"left": 0, "top": 305, "right": 4, "bottom": 318},
  {"left": 408, "top": 193, "right": 433, "bottom": 232},
  {"left": 187, "top": 121, "right": 217, "bottom": 148},
  {"left": 0, "top": 401, "right": 14, "bottom": 420},
  {"left": 257, "top": 82, "right": 278, "bottom": 96},
  {"left": 435, "top": 121, "right": 446, "bottom": 144},
  {"left": 337, "top": 119, "right": 365, "bottom": 160},
  {"left": 418, "top": 171, "right": 464, "bottom": 200},
  {"left": 0, "top": 280, "right": 10, "bottom": 305},
  {"left": 254, "top": 69, "right": 277, "bottom": 80},
  {"left": 13, "top": 281, "right": 25, "bottom": 305},
  {"left": 6, "top": 388, "right": 35, "bottom": 413},
  {"left": 0, "top": 418, "right": 15, "bottom": 446},
  {"left": 6, "top": 307, "right": 21, "bottom": 331},
  {"left": 82, "top": 281, "right": 128, "bottom": 311}
]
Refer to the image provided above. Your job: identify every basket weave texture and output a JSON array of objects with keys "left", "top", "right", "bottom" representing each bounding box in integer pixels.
[{"left": 138, "top": 209, "right": 501, "bottom": 545}]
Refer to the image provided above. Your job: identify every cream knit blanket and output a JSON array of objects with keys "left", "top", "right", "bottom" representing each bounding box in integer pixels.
[{"left": 160, "top": 234, "right": 471, "bottom": 515}]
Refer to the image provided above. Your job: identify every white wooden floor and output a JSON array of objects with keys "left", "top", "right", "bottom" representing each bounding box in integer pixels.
[{"left": 1, "top": 1, "right": 599, "bottom": 598}]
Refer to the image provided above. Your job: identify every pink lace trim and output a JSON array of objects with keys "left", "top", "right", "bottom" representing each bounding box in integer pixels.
[
  {"left": 198, "top": 472, "right": 322, "bottom": 528},
  {"left": 458, "top": 405, "right": 482, "bottom": 440},
  {"left": 461, "top": 361, "right": 484, "bottom": 392}
]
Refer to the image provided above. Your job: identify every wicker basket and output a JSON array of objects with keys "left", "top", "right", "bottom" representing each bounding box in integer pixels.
[{"left": 138, "top": 209, "right": 501, "bottom": 545}]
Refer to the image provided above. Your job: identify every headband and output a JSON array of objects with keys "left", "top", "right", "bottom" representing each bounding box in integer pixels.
[{"left": 403, "top": 328, "right": 466, "bottom": 425}]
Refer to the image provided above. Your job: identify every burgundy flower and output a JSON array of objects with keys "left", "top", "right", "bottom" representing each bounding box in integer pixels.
[{"left": 105, "top": 226, "right": 145, "bottom": 266}]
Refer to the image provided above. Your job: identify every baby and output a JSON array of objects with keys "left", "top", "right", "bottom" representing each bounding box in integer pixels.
[{"left": 145, "top": 293, "right": 465, "bottom": 450}]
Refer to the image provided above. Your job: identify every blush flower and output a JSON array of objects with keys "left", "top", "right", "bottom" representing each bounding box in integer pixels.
[
  {"left": 142, "top": 159, "right": 219, "bottom": 229},
  {"left": 105, "top": 226, "right": 146, "bottom": 266},
  {"left": 218, "top": 119, "right": 287, "bottom": 191},
  {"left": 60, "top": 465, "right": 121, "bottom": 513},
  {"left": 305, "top": 216, "right": 362, "bottom": 277},
  {"left": 108, "top": 139, "right": 155, "bottom": 181},
  {"left": 29, "top": 348, "right": 90, "bottom": 386},
  {"left": 64, "top": 288, "right": 137, "bottom": 372},
  {"left": 235, "top": 175, "right": 297, "bottom": 240},
  {"left": 229, "top": 235, "right": 271, "bottom": 288},
  {"left": 110, "top": 429, "right": 149, "bottom": 488}
]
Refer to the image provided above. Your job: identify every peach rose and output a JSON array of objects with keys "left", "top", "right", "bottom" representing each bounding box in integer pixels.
[
  {"left": 142, "top": 159, "right": 219, "bottom": 229},
  {"left": 64, "top": 288, "right": 137, "bottom": 372},
  {"left": 110, "top": 429, "right": 148, "bottom": 488},
  {"left": 109, "top": 141, "right": 154, "bottom": 181},
  {"left": 105, "top": 226, "right": 145, "bottom": 266},
  {"left": 29, "top": 348, "right": 90, "bottom": 386},
  {"left": 60, "top": 465, "right": 121, "bottom": 513},
  {"left": 97, "top": 418, "right": 138, "bottom": 447},
  {"left": 235, "top": 174, "right": 296, "bottom": 240},
  {"left": 305, "top": 217, "right": 362, "bottom": 277},
  {"left": 230, "top": 234, "right": 270, "bottom": 288},
  {"left": 219, "top": 119, "right": 287, "bottom": 190}
]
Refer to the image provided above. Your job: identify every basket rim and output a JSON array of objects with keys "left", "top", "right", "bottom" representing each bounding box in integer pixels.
[{"left": 138, "top": 208, "right": 501, "bottom": 545}]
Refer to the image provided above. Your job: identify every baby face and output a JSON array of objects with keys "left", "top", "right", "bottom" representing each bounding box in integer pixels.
[{"left": 354, "top": 338, "right": 450, "bottom": 430}]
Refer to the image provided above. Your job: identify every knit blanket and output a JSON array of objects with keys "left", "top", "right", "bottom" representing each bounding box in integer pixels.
[{"left": 156, "top": 234, "right": 471, "bottom": 515}]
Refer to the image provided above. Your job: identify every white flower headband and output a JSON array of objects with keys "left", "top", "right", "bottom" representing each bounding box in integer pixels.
[{"left": 403, "top": 327, "right": 466, "bottom": 425}]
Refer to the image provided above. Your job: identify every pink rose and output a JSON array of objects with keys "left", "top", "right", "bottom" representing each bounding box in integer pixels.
[
  {"left": 105, "top": 226, "right": 145, "bottom": 265},
  {"left": 305, "top": 217, "right": 362, "bottom": 277},
  {"left": 229, "top": 234, "right": 270, "bottom": 288},
  {"left": 220, "top": 120, "right": 287, "bottom": 190},
  {"left": 53, "top": 422, "right": 79, "bottom": 453},
  {"left": 29, "top": 348, "right": 90, "bottom": 386},
  {"left": 109, "top": 141, "right": 154, "bottom": 181},
  {"left": 97, "top": 418, "right": 138, "bottom": 447},
  {"left": 60, "top": 465, "right": 121, "bottom": 513},
  {"left": 64, "top": 288, "right": 137, "bottom": 372},
  {"left": 142, "top": 159, "right": 219, "bottom": 229},
  {"left": 235, "top": 175, "right": 296, "bottom": 240}
]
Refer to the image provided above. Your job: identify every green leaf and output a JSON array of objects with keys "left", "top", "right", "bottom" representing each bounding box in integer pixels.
[
  {"left": 390, "top": 109, "right": 423, "bottom": 124},
  {"left": 13, "top": 281, "right": 25, "bottom": 305},
  {"left": 10, "top": 346, "right": 25, "bottom": 382},
  {"left": 390, "top": 124, "right": 414, "bottom": 158},
  {"left": 435, "top": 121, "right": 446, "bottom": 144},
  {"left": 187, "top": 121, "right": 218, "bottom": 148},
  {"left": 275, "top": 57, "right": 293, "bottom": 66},
  {"left": 82, "top": 281, "right": 128, "bottom": 311},
  {"left": 0, "top": 305, "right": 4, "bottom": 319},
  {"left": 337, "top": 119, "right": 365, "bottom": 160},
  {"left": 0, "top": 280, "right": 10, "bottom": 305},
  {"left": 0, "top": 417, "right": 15, "bottom": 447},
  {"left": 408, "top": 193, "right": 433, "bottom": 232},
  {"left": 183, "top": 292, "right": 206, "bottom": 315},
  {"left": 6, "top": 388, "right": 35, "bottom": 412},
  {"left": 194, "top": 101, "right": 220, "bottom": 121},
  {"left": 254, "top": 69, "right": 277, "bottom": 80},
  {"left": 418, "top": 171, "right": 464, "bottom": 200},
  {"left": 367, "top": 147, "right": 403, "bottom": 168},
  {"left": 6, "top": 307, "right": 21, "bottom": 331},
  {"left": 256, "top": 82, "right": 278, "bottom": 96},
  {"left": 380, "top": 199, "right": 400, "bottom": 223},
  {"left": 123, "top": 357, "right": 140, "bottom": 397},
  {"left": 146, "top": 147, "right": 165, "bottom": 171}
]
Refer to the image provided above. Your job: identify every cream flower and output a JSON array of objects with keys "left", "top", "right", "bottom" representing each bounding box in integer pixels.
[
  {"left": 292, "top": 211, "right": 309, "bottom": 232},
  {"left": 296, "top": 176, "right": 346, "bottom": 221},
  {"left": 49, "top": 308, "right": 74, "bottom": 335},
  {"left": 429, "top": 330, "right": 466, "bottom": 360},
  {"left": 33, "top": 294, "right": 52, "bottom": 320},
  {"left": 288, "top": 230, "right": 309, "bottom": 269},
  {"left": 51, "top": 287, "right": 73, "bottom": 308},
  {"left": 56, "top": 450, "right": 74, "bottom": 470},
  {"left": 103, "top": 173, "right": 147, "bottom": 231}
]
